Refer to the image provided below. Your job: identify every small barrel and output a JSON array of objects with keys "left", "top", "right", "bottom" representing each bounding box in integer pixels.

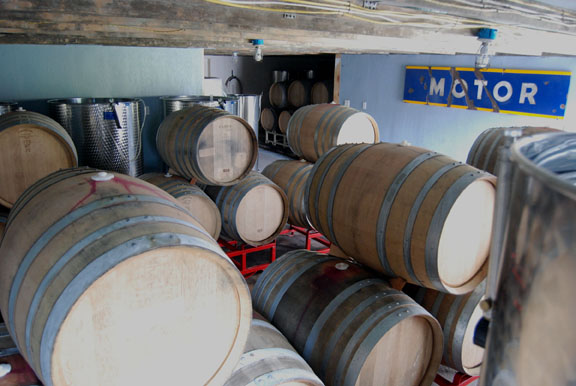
[
  {"left": 306, "top": 142, "right": 496, "bottom": 294},
  {"left": 287, "top": 104, "right": 379, "bottom": 162},
  {"left": 262, "top": 160, "right": 313, "bottom": 228},
  {"left": 467, "top": 126, "right": 561, "bottom": 175},
  {"left": 287, "top": 80, "right": 311, "bottom": 108},
  {"left": 140, "top": 172, "right": 221, "bottom": 239},
  {"left": 278, "top": 110, "right": 292, "bottom": 134},
  {"left": 260, "top": 107, "right": 278, "bottom": 132},
  {"left": 310, "top": 82, "right": 331, "bottom": 104},
  {"left": 0, "top": 111, "right": 78, "bottom": 208},
  {"left": 269, "top": 82, "right": 289, "bottom": 109},
  {"left": 405, "top": 282, "right": 486, "bottom": 375},
  {"left": 156, "top": 105, "right": 258, "bottom": 186},
  {"left": 205, "top": 171, "right": 288, "bottom": 246},
  {"left": 252, "top": 250, "right": 443, "bottom": 386},
  {"left": 224, "top": 312, "right": 324, "bottom": 386},
  {"left": 0, "top": 168, "right": 252, "bottom": 386}
]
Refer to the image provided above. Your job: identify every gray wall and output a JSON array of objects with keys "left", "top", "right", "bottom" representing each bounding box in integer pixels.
[
  {"left": 340, "top": 54, "right": 575, "bottom": 162},
  {"left": 0, "top": 44, "right": 204, "bottom": 172},
  {"left": 0, "top": 45, "right": 203, "bottom": 100}
]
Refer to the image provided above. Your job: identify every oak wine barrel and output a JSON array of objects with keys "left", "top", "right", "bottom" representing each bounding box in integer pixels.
[
  {"left": 269, "top": 82, "right": 289, "bottom": 109},
  {"left": 467, "top": 126, "right": 561, "bottom": 175},
  {"left": 287, "top": 80, "right": 311, "bottom": 108},
  {"left": 205, "top": 171, "right": 288, "bottom": 246},
  {"left": 0, "top": 111, "right": 78, "bottom": 208},
  {"left": 253, "top": 250, "right": 443, "bottom": 386},
  {"left": 262, "top": 160, "right": 313, "bottom": 228},
  {"left": 156, "top": 105, "right": 258, "bottom": 186},
  {"left": 287, "top": 104, "right": 379, "bottom": 162},
  {"left": 310, "top": 82, "right": 331, "bottom": 104},
  {"left": 0, "top": 168, "right": 252, "bottom": 386},
  {"left": 260, "top": 107, "right": 278, "bottom": 132},
  {"left": 306, "top": 142, "right": 496, "bottom": 294},
  {"left": 224, "top": 312, "right": 323, "bottom": 386},
  {"left": 140, "top": 172, "right": 221, "bottom": 239},
  {"left": 278, "top": 110, "right": 292, "bottom": 134},
  {"left": 405, "top": 281, "right": 486, "bottom": 375}
]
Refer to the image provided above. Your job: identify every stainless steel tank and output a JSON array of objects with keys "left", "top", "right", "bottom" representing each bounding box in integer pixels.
[
  {"left": 0, "top": 102, "right": 18, "bottom": 116},
  {"left": 232, "top": 94, "right": 261, "bottom": 142},
  {"left": 48, "top": 98, "right": 144, "bottom": 176},
  {"left": 480, "top": 132, "right": 576, "bottom": 386},
  {"left": 160, "top": 95, "right": 239, "bottom": 117}
]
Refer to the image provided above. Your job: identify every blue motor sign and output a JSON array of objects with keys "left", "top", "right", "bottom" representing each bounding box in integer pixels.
[{"left": 403, "top": 66, "right": 571, "bottom": 119}]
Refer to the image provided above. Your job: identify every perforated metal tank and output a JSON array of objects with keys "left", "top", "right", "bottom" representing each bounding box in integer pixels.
[
  {"left": 160, "top": 95, "right": 238, "bottom": 117},
  {"left": 48, "top": 98, "right": 144, "bottom": 176}
]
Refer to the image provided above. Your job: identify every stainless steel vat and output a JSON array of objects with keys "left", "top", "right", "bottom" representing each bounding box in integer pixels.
[
  {"left": 160, "top": 95, "right": 239, "bottom": 117},
  {"left": 0, "top": 102, "right": 18, "bottom": 116},
  {"left": 48, "top": 98, "right": 144, "bottom": 176},
  {"left": 480, "top": 132, "right": 576, "bottom": 386},
  {"left": 231, "top": 94, "right": 261, "bottom": 142}
]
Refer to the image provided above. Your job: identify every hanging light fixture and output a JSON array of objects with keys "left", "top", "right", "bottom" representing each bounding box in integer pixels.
[
  {"left": 251, "top": 39, "right": 264, "bottom": 62},
  {"left": 475, "top": 28, "right": 498, "bottom": 69}
]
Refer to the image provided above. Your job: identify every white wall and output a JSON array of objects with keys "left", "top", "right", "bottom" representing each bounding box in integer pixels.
[
  {"left": 0, "top": 45, "right": 203, "bottom": 100},
  {"left": 340, "top": 54, "right": 575, "bottom": 162}
]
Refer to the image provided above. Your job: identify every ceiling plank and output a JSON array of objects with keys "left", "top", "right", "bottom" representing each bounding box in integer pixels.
[{"left": 0, "top": 0, "right": 575, "bottom": 56}]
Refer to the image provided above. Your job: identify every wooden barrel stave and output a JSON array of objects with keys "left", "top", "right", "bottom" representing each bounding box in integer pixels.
[
  {"left": 156, "top": 105, "right": 257, "bottom": 186},
  {"left": 262, "top": 160, "right": 313, "bottom": 228},
  {"left": 140, "top": 173, "right": 221, "bottom": 239},
  {"left": 253, "top": 250, "right": 443, "bottom": 386},
  {"left": 306, "top": 142, "right": 495, "bottom": 294},
  {"left": 0, "top": 111, "right": 78, "bottom": 208},
  {"left": 467, "top": 126, "right": 561, "bottom": 175},
  {"left": 407, "top": 281, "right": 486, "bottom": 375},
  {"left": 286, "top": 104, "right": 379, "bottom": 162},
  {"left": 205, "top": 172, "right": 288, "bottom": 246},
  {"left": 224, "top": 313, "right": 323, "bottom": 386},
  {"left": 0, "top": 168, "right": 252, "bottom": 386}
]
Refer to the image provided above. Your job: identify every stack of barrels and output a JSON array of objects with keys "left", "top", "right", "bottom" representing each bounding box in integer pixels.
[
  {"left": 249, "top": 125, "right": 561, "bottom": 384},
  {"left": 261, "top": 71, "right": 333, "bottom": 138},
  {"left": 262, "top": 103, "right": 380, "bottom": 231},
  {"left": 155, "top": 104, "right": 289, "bottom": 246},
  {"left": 0, "top": 168, "right": 253, "bottom": 386}
]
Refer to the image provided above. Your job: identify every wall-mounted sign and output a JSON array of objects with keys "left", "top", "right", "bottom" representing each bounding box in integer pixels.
[{"left": 403, "top": 66, "right": 571, "bottom": 119}]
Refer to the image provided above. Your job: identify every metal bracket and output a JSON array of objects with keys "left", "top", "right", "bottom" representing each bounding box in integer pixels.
[{"left": 363, "top": 1, "right": 378, "bottom": 10}]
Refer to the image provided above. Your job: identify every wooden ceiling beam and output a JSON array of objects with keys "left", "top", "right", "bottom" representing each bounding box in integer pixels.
[{"left": 0, "top": 1, "right": 575, "bottom": 56}]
